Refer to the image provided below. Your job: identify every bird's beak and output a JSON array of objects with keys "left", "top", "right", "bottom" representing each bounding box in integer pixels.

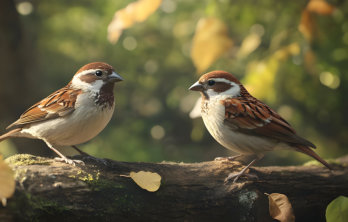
[
  {"left": 108, "top": 71, "right": 123, "bottom": 82},
  {"left": 189, "top": 81, "right": 204, "bottom": 91}
]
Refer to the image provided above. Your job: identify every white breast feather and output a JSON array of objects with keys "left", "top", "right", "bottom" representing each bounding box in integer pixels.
[{"left": 201, "top": 96, "right": 279, "bottom": 155}]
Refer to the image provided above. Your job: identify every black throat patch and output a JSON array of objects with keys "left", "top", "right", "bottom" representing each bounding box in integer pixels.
[{"left": 95, "top": 82, "right": 115, "bottom": 109}]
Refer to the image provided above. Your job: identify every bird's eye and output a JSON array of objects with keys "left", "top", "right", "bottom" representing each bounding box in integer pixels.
[
  {"left": 95, "top": 70, "right": 103, "bottom": 76},
  {"left": 208, "top": 80, "right": 215, "bottom": 86}
]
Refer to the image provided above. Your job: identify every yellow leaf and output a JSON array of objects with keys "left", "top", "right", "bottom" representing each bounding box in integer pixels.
[
  {"left": 298, "top": 9, "right": 316, "bottom": 42},
  {"left": 304, "top": 49, "right": 316, "bottom": 73},
  {"left": 244, "top": 59, "right": 278, "bottom": 102},
  {"left": 191, "top": 17, "right": 233, "bottom": 74},
  {"left": 107, "top": 0, "right": 162, "bottom": 44},
  {"left": 244, "top": 43, "right": 299, "bottom": 102},
  {"left": 237, "top": 33, "right": 261, "bottom": 58},
  {"left": 307, "top": 0, "right": 335, "bottom": 15},
  {"left": 0, "top": 155, "right": 15, "bottom": 206},
  {"left": 130, "top": 171, "right": 161, "bottom": 192},
  {"left": 268, "top": 193, "right": 295, "bottom": 222},
  {"left": 273, "top": 43, "right": 300, "bottom": 61}
]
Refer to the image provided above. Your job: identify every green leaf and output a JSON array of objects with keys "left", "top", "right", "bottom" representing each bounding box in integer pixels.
[{"left": 326, "top": 196, "right": 348, "bottom": 222}]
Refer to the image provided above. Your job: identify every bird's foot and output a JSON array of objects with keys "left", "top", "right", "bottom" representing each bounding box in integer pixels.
[
  {"left": 224, "top": 171, "right": 258, "bottom": 183},
  {"left": 81, "top": 155, "right": 108, "bottom": 166},
  {"left": 54, "top": 157, "right": 85, "bottom": 166},
  {"left": 215, "top": 154, "right": 242, "bottom": 162},
  {"left": 224, "top": 158, "right": 259, "bottom": 183}
]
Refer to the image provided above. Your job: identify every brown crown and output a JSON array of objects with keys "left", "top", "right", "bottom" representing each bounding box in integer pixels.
[
  {"left": 199, "top": 71, "right": 241, "bottom": 84},
  {"left": 76, "top": 62, "right": 114, "bottom": 75}
]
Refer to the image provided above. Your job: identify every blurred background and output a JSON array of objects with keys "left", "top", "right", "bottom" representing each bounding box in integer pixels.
[{"left": 0, "top": 0, "right": 347, "bottom": 166}]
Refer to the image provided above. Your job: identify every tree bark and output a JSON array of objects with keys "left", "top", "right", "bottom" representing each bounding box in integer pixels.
[{"left": 0, "top": 154, "right": 347, "bottom": 222}]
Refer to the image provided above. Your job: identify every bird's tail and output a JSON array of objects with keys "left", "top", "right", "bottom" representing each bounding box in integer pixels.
[
  {"left": 0, "top": 128, "right": 21, "bottom": 143},
  {"left": 296, "top": 145, "right": 333, "bottom": 170}
]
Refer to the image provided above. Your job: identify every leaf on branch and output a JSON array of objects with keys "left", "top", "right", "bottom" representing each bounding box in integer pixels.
[
  {"left": 190, "top": 17, "right": 233, "bottom": 74},
  {"left": 130, "top": 171, "right": 161, "bottom": 192},
  {"left": 307, "top": 0, "right": 335, "bottom": 15},
  {"left": 326, "top": 196, "right": 348, "bottom": 222},
  {"left": 0, "top": 155, "right": 15, "bottom": 207},
  {"left": 268, "top": 193, "right": 295, "bottom": 222},
  {"left": 107, "top": 0, "right": 162, "bottom": 44}
]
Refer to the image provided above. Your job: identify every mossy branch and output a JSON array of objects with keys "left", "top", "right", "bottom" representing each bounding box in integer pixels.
[{"left": 0, "top": 154, "right": 348, "bottom": 222}]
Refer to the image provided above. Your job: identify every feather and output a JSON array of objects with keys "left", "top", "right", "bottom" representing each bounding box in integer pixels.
[
  {"left": 223, "top": 97, "right": 316, "bottom": 148},
  {"left": 6, "top": 87, "right": 81, "bottom": 129}
]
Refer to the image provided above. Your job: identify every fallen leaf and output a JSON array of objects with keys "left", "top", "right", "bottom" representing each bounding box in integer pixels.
[
  {"left": 0, "top": 155, "right": 15, "bottom": 206},
  {"left": 326, "top": 196, "right": 348, "bottom": 222},
  {"left": 130, "top": 171, "right": 161, "bottom": 192},
  {"left": 107, "top": 0, "right": 162, "bottom": 44},
  {"left": 268, "top": 193, "right": 295, "bottom": 222},
  {"left": 190, "top": 17, "right": 233, "bottom": 74},
  {"left": 307, "top": 0, "right": 335, "bottom": 15}
]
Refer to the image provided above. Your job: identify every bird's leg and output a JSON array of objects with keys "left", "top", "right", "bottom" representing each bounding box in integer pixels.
[
  {"left": 44, "top": 141, "right": 84, "bottom": 166},
  {"left": 215, "top": 154, "right": 243, "bottom": 161},
  {"left": 71, "top": 145, "right": 108, "bottom": 165},
  {"left": 225, "top": 154, "right": 263, "bottom": 183},
  {"left": 71, "top": 145, "right": 89, "bottom": 156}
]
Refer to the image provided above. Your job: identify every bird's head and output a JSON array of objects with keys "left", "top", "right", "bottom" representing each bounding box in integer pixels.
[
  {"left": 189, "top": 71, "right": 246, "bottom": 100},
  {"left": 71, "top": 62, "right": 123, "bottom": 93}
]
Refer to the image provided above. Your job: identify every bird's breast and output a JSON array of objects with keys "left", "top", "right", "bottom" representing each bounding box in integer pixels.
[{"left": 201, "top": 99, "right": 277, "bottom": 155}]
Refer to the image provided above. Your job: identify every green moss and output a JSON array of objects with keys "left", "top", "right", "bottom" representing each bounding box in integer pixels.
[
  {"left": 238, "top": 191, "right": 258, "bottom": 210},
  {"left": 8, "top": 192, "right": 70, "bottom": 221},
  {"left": 5, "top": 154, "right": 51, "bottom": 166},
  {"left": 87, "top": 178, "right": 125, "bottom": 191},
  {"left": 26, "top": 193, "right": 69, "bottom": 212}
]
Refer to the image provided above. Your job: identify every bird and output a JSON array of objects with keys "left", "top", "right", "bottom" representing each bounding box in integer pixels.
[
  {"left": 0, "top": 62, "right": 123, "bottom": 165},
  {"left": 189, "top": 70, "right": 332, "bottom": 182}
]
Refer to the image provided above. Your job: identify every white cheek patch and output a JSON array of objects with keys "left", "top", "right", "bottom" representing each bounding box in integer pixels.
[
  {"left": 206, "top": 82, "right": 241, "bottom": 99},
  {"left": 71, "top": 69, "right": 104, "bottom": 92},
  {"left": 89, "top": 79, "right": 104, "bottom": 92},
  {"left": 221, "top": 82, "right": 240, "bottom": 97}
]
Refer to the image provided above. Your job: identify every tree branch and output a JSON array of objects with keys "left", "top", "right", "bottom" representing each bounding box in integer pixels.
[{"left": 0, "top": 154, "right": 347, "bottom": 222}]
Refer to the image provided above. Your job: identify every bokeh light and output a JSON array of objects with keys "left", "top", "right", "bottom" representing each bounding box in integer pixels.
[{"left": 16, "top": 2, "right": 33, "bottom": 16}]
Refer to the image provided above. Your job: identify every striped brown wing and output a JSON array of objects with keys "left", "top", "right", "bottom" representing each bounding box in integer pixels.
[
  {"left": 6, "top": 87, "right": 81, "bottom": 129},
  {"left": 222, "top": 97, "right": 316, "bottom": 148}
]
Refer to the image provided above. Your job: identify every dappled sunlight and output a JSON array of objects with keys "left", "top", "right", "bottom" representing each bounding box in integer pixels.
[{"left": 1, "top": 0, "right": 346, "bottom": 165}]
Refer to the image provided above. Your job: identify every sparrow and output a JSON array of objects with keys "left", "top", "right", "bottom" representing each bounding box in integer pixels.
[
  {"left": 189, "top": 71, "right": 332, "bottom": 182},
  {"left": 0, "top": 62, "right": 123, "bottom": 165}
]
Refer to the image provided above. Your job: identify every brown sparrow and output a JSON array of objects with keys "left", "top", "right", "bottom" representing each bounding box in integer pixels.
[
  {"left": 189, "top": 71, "right": 332, "bottom": 182},
  {"left": 0, "top": 62, "right": 123, "bottom": 165}
]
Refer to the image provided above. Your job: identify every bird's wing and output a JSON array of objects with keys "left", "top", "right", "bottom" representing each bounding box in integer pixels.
[
  {"left": 222, "top": 97, "right": 316, "bottom": 148},
  {"left": 6, "top": 87, "right": 82, "bottom": 129}
]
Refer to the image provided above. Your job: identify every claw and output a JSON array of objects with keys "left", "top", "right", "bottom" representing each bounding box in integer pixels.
[
  {"left": 214, "top": 154, "right": 242, "bottom": 162},
  {"left": 81, "top": 156, "right": 108, "bottom": 165},
  {"left": 225, "top": 172, "right": 242, "bottom": 183},
  {"left": 224, "top": 158, "right": 259, "bottom": 183},
  {"left": 54, "top": 157, "right": 85, "bottom": 166}
]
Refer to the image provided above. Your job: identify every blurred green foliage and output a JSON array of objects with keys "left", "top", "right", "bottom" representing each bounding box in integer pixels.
[{"left": 0, "top": 0, "right": 347, "bottom": 165}]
